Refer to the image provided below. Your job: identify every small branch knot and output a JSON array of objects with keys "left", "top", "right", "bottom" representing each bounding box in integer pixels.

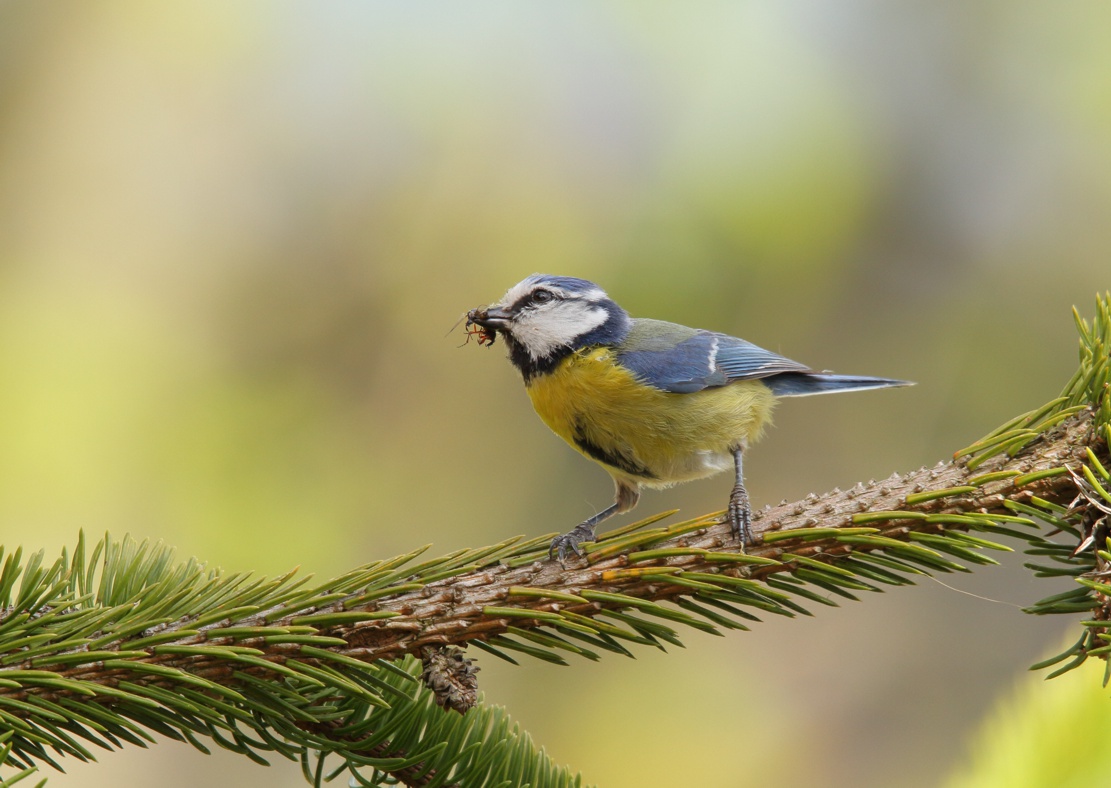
[{"left": 420, "top": 646, "right": 480, "bottom": 714}]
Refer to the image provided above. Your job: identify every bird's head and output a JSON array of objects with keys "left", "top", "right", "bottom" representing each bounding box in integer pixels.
[{"left": 468, "top": 274, "right": 631, "bottom": 378}]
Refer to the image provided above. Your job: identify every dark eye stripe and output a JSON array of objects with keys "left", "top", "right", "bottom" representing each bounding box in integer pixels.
[{"left": 510, "top": 288, "right": 562, "bottom": 312}]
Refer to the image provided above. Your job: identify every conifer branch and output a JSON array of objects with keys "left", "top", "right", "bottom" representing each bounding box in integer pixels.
[
  {"left": 0, "top": 292, "right": 1107, "bottom": 786},
  {"left": 0, "top": 412, "right": 1096, "bottom": 695}
]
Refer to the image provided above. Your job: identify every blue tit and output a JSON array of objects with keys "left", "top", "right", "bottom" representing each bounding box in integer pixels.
[{"left": 467, "top": 274, "right": 912, "bottom": 563}]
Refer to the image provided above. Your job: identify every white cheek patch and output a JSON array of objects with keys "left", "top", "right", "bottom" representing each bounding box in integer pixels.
[{"left": 515, "top": 303, "right": 608, "bottom": 360}]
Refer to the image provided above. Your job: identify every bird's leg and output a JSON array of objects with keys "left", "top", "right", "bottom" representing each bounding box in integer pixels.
[
  {"left": 728, "top": 446, "right": 754, "bottom": 549},
  {"left": 550, "top": 480, "right": 640, "bottom": 566},
  {"left": 548, "top": 504, "right": 618, "bottom": 565}
]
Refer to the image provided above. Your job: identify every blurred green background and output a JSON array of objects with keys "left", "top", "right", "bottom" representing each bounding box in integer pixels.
[{"left": 1, "top": 2, "right": 1110, "bottom": 786}]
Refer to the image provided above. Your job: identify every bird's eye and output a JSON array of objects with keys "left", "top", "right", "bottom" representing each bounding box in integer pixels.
[{"left": 530, "top": 289, "right": 555, "bottom": 305}]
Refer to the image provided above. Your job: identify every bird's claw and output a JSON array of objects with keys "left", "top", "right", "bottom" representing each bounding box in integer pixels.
[
  {"left": 548, "top": 523, "right": 596, "bottom": 566},
  {"left": 728, "top": 489, "right": 754, "bottom": 551}
]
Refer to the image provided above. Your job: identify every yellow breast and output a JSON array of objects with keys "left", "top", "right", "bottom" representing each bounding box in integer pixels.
[{"left": 525, "top": 347, "right": 776, "bottom": 486}]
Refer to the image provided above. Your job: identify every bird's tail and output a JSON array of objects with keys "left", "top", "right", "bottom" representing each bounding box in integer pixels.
[{"left": 766, "top": 372, "right": 914, "bottom": 398}]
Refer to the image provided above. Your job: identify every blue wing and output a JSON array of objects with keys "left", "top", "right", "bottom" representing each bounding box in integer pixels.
[{"left": 615, "top": 319, "right": 812, "bottom": 394}]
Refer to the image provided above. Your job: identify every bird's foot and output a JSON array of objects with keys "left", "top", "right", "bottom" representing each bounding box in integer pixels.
[
  {"left": 728, "top": 487, "right": 754, "bottom": 551},
  {"left": 548, "top": 522, "right": 597, "bottom": 566}
]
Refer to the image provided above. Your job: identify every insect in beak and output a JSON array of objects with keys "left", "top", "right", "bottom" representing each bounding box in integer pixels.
[{"left": 453, "top": 307, "right": 500, "bottom": 347}]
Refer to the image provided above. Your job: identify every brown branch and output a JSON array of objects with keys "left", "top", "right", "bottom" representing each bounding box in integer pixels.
[
  {"left": 0, "top": 411, "right": 1100, "bottom": 710},
  {"left": 341, "top": 409, "right": 1097, "bottom": 657}
]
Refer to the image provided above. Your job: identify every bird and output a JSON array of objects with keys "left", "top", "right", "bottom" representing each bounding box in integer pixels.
[{"left": 465, "top": 274, "right": 912, "bottom": 564}]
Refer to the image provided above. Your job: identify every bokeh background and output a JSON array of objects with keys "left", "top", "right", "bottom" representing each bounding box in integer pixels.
[{"left": 1, "top": 2, "right": 1109, "bottom": 786}]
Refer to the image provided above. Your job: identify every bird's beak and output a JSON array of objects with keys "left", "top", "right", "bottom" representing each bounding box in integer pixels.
[{"left": 467, "top": 305, "right": 512, "bottom": 330}]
